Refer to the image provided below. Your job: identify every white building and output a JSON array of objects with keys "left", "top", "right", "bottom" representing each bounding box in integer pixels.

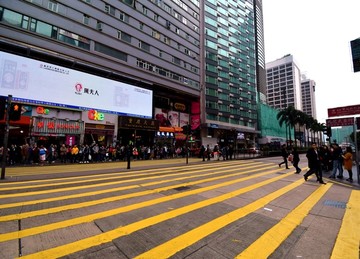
[
  {"left": 265, "top": 54, "right": 302, "bottom": 110},
  {"left": 301, "top": 76, "right": 317, "bottom": 119}
]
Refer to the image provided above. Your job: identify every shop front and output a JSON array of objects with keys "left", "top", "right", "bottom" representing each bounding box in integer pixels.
[
  {"left": 118, "top": 116, "right": 159, "bottom": 147},
  {"left": 82, "top": 109, "right": 117, "bottom": 146},
  {"left": 30, "top": 116, "right": 84, "bottom": 147}
]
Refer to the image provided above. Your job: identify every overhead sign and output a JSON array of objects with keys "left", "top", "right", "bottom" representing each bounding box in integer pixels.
[
  {"left": 328, "top": 104, "right": 360, "bottom": 117},
  {"left": 0, "top": 51, "right": 153, "bottom": 118},
  {"left": 119, "top": 116, "right": 159, "bottom": 131},
  {"left": 326, "top": 117, "right": 354, "bottom": 127},
  {"left": 350, "top": 38, "right": 360, "bottom": 73}
]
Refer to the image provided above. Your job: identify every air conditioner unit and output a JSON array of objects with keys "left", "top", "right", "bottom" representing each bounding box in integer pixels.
[{"left": 97, "top": 23, "right": 103, "bottom": 31}]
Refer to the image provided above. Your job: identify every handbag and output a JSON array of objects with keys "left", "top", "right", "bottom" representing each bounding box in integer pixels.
[{"left": 288, "top": 154, "right": 293, "bottom": 162}]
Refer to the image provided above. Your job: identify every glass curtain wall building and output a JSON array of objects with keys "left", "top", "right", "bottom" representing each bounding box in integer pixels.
[{"left": 201, "top": 0, "right": 259, "bottom": 149}]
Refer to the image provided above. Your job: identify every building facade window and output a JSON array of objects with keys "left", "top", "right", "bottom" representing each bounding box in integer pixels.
[
  {"left": 152, "top": 30, "right": 161, "bottom": 39},
  {"left": 117, "top": 30, "right": 131, "bottom": 43},
  {"left": 119, "top": 12, "right": 129, "bottom": 22},
  {"left": 83, "top": 14, "right": 89, "bottom": 25},
  {"left": 48, "top": 1, "right": 58, "bottom": 12},
  {"left": 0, "top": 8, "right": 90, "bottom": 50},
  {"left": 139, "top": 41, "right": 150, "bottom": 52},
  {"left": 105, "top": 4, "right": 116, "bottom": 16},
  {"left": 95, "top": 42, "right": 127, "bottom": 61}
]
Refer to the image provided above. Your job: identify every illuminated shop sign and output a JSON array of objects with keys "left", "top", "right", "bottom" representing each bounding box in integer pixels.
[
  {"left": 174, "top": 102, "right": 186, "bottom": 112},
  {"left": 36, "top": 106, "right": 50, "bottom": 115},
  {"left": 119, "top": 116, "right": 159, "bottom": 131},
  {"left": 88, "top": 109, "right": 104, "bottom": 121},
  {"left": 31, "top": 117, "right": 84, "bottom": 136}
]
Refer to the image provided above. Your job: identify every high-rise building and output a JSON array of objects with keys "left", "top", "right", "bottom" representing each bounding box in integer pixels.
[
  {"left": 0, "top": 0, "right": 261, "bottom": 150},
  {"left": 253, "top": 0, "right": 267, "bottom": 104},
  {"left": 201, "top": 0, "right": 260, "bottom": 148},
  {"left": 301, "top": 77, "right": 317, "bottom": 119},
  {"left": 0, "top": 0, "right": 201, "bottom": 146},
  {"left": 265, "top": 54, "right": 302, "bottom": 111}
]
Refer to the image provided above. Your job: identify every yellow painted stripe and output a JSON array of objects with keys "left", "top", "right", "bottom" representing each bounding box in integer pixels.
[
  {"left": 0, "top": 161, "right": 261, "bottom": 199},
  {"left": 0, "top": 160, "right": 255, "bottom": 188},
  {"left": 0, "top": 162, "right": 268, "bottom": 209},
  {"left": 134, "top": 177, "right": 311, "bottom": 259},
  {"left": 4, "top": 158, "right": 252, "bottom": 177},
  {"left": 0, "top": 163, "right": 273, "bottom": 220},
  {"left": 4, "top": 159, "right": 203, "bottom": 176},
  {"left": 237, "top": 183, "right": 332, "bottom": 258},
  {"left": 17, "top": 169, "right": 295, "bottom": 259},
  {"left": 331, "top": 190, "right": 360, "bottom": 259},
  {"left": 0, "top": 160, "right": 255, "bottom": 191},
  {"left": 3, "top": 166, "right": 281, "bottom": 243}
]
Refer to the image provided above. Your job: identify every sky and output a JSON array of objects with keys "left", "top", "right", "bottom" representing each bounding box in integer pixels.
[{"left": 262, "top": 0, "right": 360, "bottom": 124}]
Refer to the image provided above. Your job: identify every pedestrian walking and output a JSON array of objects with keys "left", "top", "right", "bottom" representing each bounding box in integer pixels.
[
  {"left": 200, "top": 145, "right": 206, "bottom": 161},
  {"left": 329, "top": 143, "right": 344, "bottom": 179},
  {"left": 278, "top": 144, "right": 290, "bottom": 169},
  {"left": 206, "top": 145, "right": 211, "bottom": 161},
  {"left": 304, "top": 143, "right": 325, "bottom": 184},
  {"left": 291, "top": 147, "right": 301, "bottom": 174},
  {"left": 342, "top": 146, "right": 353, "bottom": 182}
]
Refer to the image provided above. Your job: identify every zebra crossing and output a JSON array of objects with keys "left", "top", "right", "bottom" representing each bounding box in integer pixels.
[{"left": 0, "top": 160, "right": 358, "bottom": 258}]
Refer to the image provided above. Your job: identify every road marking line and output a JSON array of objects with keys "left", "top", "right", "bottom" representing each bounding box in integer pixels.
[
  {"left": 0, "top": 164, "right": 273, "bottom": 219},
  {"left": 0, "top": 165, "right": 267, "bottom": 211},
  {"left": 4, "top": 159, "right": 254, "bottom": 177},
  {"left": 2, "top": 166, "right": 283, "bottom": 243},
  {"left": 17, "top": 172, "right": 298, "bottom": 258},
  {"left": 236, "top": 183, "right": 332, "bottom": 258},
  {"left": 134, "top": 178, "right": 312, "bottom": 259},
  {"left": 0, "top": 160, "right": 255, "bottom": 189},
  {"left": 0, "top": 162, "right": 263, "bottom": 198},
  {"left": 330, "top": 190, "right": 360, "bottom": 259}
]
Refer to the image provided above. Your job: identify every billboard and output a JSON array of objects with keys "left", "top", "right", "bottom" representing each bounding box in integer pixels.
[
  {"left": 350, "top": 38, "right": 360, "bottom": 73},
  {"left": 328, "top": 104, "right": 360, "bottom": 117},
  {"left": 0, "top": 51, "right": 153, "bottom": 118},
  {"left": 326, "top": 117, "right": 354, "bottom": 127}
]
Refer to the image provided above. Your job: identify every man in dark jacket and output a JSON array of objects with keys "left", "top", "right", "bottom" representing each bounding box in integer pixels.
[
  {"left": 278, "top": 144, "right": 290, "bottom": 169},
  {"left": 304, "top": 143, "right": 326, "bottom": 184}
]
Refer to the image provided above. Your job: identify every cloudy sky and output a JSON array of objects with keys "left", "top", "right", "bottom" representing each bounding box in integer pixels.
[{"left": 262, "top": 0, "right": 360, "bottom": 123}]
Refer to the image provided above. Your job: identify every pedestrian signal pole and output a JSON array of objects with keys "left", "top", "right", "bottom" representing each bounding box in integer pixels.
[
  {"left": 353, "top": 119, "right": 360, "bottom": 184},
  {"left": 1, "top": 95, "right": 12, "bottom": 180}
]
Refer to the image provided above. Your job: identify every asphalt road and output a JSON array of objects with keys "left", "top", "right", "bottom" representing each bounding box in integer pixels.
[{"left": 0, "top": 155, "right": 359, "bottom": 259}]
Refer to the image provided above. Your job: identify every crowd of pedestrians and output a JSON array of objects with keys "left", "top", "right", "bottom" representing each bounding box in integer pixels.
[
  {"left": 0, "top": 141, "right": 356, "bottom": 183},
  {"left": 0, "top": 142, "right": 201, "bottom": 166},
  {"left": 280, "top": 142, "right": 355, "bottom": 184}
]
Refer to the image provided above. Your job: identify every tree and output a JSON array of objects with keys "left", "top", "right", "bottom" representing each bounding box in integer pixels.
[{"left": 277, "top": 106, "right": 298, "bottom": 146}]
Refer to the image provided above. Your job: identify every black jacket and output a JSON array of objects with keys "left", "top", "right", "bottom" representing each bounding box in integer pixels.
[{"left": 306, "top": 148, "right": 320, "bottom": 169}]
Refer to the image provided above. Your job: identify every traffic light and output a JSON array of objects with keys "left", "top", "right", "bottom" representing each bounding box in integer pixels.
[
  {"left": 9, "top": 103, "right": 22, "bottom": 121},
  {"left": 0, "top": 96, "right": 6, "bottom": 120},
  {"left": 326, "top": 126, "right": 332, "bottom": 138}
]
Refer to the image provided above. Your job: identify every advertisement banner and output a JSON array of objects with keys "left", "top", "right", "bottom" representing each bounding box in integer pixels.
[
  {"left": 179, "top": 112, "right": 189, "bottom": 127},
  {"left": 0, "top": 51, "right": 152, "bottom": 118}
]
